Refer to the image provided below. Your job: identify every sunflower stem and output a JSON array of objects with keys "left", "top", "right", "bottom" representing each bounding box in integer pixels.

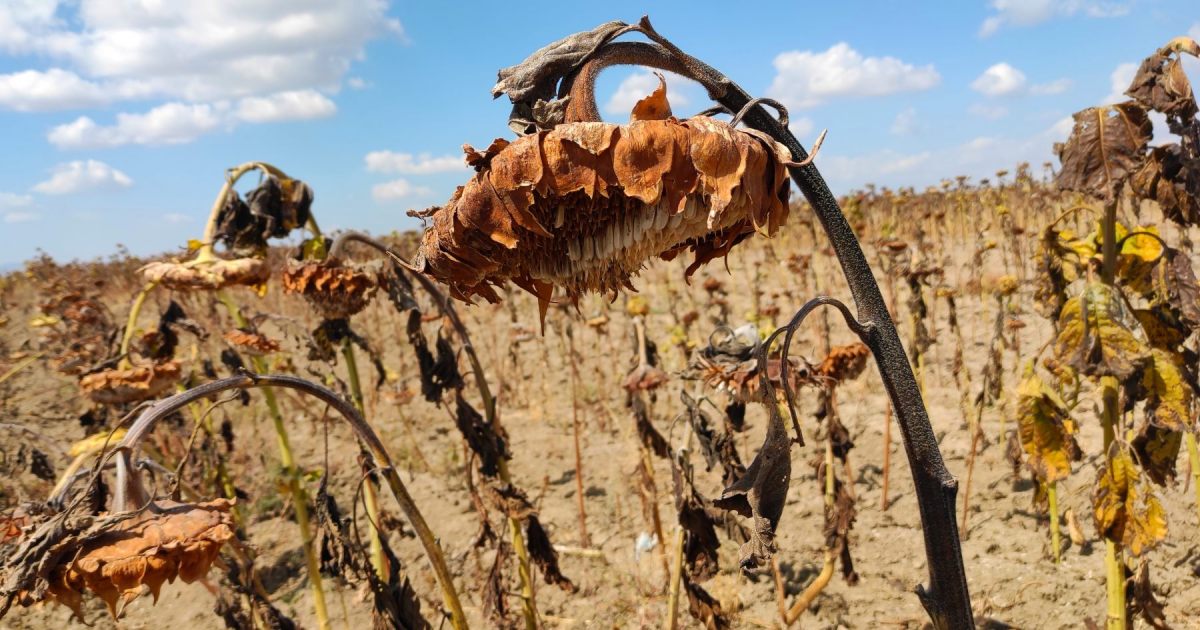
[
  {"left": 117, "top": 281, "right": 159, "bottom": 369},
  {"left": 341, "top": 338, "right": 389, "bottom": 582},
  {"left": 1048, "top": 481, "right": 1061, "bottom": 564}
]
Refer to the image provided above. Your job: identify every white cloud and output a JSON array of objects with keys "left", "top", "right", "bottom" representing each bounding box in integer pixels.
[
  {"left": 372, "top": 178, "right": 432, "bottom": 202},
  {"left": 0, "top": 1, "right": 402, "bottom": 109},
  {"left": 968, "top": 103, "right": 1010, "bottom": 120},
  {"left": 789, "top": 117, "right": 816, "bottom": 141},
  {"left": 0, "top": 68, "right": 108, "bottom": 111},
  {"left": 890, "top": 107, "right": 918, "bottom": 136},
  {"left": 1102, "top": 61, "right": 1137, "bottom": 104},
  {"left": 3, "top": 211, "right": 38, "bottom": 223},
  {"left": 32, "top": 160, "right": 133, "bottom": 195},
  {"left": 234, "top": 90, "right": 336, "bottom": 123},
  {"left": 347, "top": 77, "right": 369, "bottom": 90},
  {"left": 49, "top": 102, "right": 225, "bottom": 149},
  {"left": 0, "top": 192, "right": 33, "bottom": 208},
  {"left": 767, "top": 43, "right": 940, "bottom": 109},
  {"left": 979, "top": 0, "right": 1129, "bottom": 37},
  {"left": 364, "top": 151, "right": 466, "bottom": 174},
  {"left": 971, "top": 63, "right": 1027, "bottom": 96},
  {"left": 604, "top": 71, "right": 694, "bottom": 116},
  {"left": 163, "top": 213, "right": 191, "bottom": 224}
]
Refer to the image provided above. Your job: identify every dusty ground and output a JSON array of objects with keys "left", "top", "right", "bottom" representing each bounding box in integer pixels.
[{"left": 1, "top": 213, "right": 1199, "bottom": 630}]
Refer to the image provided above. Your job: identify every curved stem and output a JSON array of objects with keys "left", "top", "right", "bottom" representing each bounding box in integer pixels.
[
  {"left": 591, "top": 19, "right": 974, "bottom": 627},
  {"left": 111, "top": 373, "right": 468, "bottom": 630},
  {"left": 117, "top": 281, "right": 159, "bottom": 368},
  {"left": 197, "top": 163, "right": 271, "bottom": 263}
]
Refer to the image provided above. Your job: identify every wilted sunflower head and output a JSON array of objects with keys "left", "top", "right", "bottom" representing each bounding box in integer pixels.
[
  {"left": 140, "top": 257, "right": 269, "bottom": 291},
  {"left": 281, "top": 258, "right": 378, "bottom": 320},
  {"left": 79, "top": 360, "right": 182, "bottom": 405},
  {"left": 415, "top": 78, "right": 792, "bottom": 319}
]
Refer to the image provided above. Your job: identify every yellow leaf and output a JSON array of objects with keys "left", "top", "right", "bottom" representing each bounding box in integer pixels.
[
  {"left": 1092, "top": 446, "right": 1167, "bottom": 556},
  {"left": 186, "top": 239, "right": 204, "bottom": 254},
  {"left": 1134, "top": 308, "right": 1187, "bottom": 349},
  {"left": 1016, "top": 371, "right": 1077, "bottom": 482},
  {"left": 69, "top": 428, "right": 128, "bottom": 457},
  {"left": 1142, "top": 348, "right": 1192, "bottom": 431},
  {"left": 1118, "top": 224, "right": 1163, "bottom": 293},
  {"left": 29, "top": 314, "right": 61, "bottom": 328},
  {"left": 1054, "top": 283, "right": 1149, "bottom": 380}
]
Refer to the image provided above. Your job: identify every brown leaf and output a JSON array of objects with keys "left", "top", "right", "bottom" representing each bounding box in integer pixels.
[
  {"left": 685, "top": 579, "right": 731, "bottom": 630},
  {"left": 1128, "top": 558, "right": 1172, "bottom": 629},
  {"left": 681, "top": 391, "right": 745, "bottom": 487},
  {"left": 1056, "top": 103, "right": 1152, "bottom": 200},
  {"left": 1125, "top": 36, "right": 1200, "bottom": 124},
  {"left": 1129, "top": 145, "right": 1200, "bottom": 226},
  {"left": 630, "top": 74, "right": 674, "bottom": 122},
  {"left": 714, "top": 402, "right": 791, "bottom": 572},
  {"left": 1132, "top": 421, "right": 1182, "bottom": 486},
  {"left": 1054, "top": 283, "right": 1149, "bottom": 380},
  {"left": 670, "top": 453, "right": 722, "bottom": 582}
]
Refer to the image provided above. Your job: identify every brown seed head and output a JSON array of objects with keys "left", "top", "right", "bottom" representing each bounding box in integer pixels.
[
  {"left": 281, "top": 258, "right": 378, "bottom": 320},
  {"left": 140, "top": 258, "right": 269, "bottom": 291},
  {"left": 79, "top": 360, "right": 182, "bottom": 405}
]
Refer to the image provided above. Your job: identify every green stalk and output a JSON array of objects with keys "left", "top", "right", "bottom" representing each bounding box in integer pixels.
[
  {"left": 1048, "top": 481, "right": 1061, "bottom": 564},
  {"left": 117, "top": 281, "right": 159, "bottom": 369},
  {"left": 340, "top": 338, "right": 389, "bottom": 582},
  {"left": 1187, "top": 432, "right": 1200, "bottom": 526},
  {"left": 1099, "top": 198, "right": 1125, "bottom": 630},
  {"left": 218, "top": 290, "right": 331, "bottom": 630}
]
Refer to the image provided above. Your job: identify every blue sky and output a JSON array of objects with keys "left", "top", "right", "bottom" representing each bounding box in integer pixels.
[{"left": 0, "top": 0, "right": 1197, "bottom": 267}]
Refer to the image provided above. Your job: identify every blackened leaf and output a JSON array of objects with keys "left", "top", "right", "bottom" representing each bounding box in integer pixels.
[
  {"left": 1132, "top": 421, "right": 1182, "bottom": 486},
  {"left": 455, "top": 393, "right": 508, "bottom": 477},
  {"left": 1125, "top": 36, "right": 1200, "bottom": 125},
  {"left": 481, "top": 542, "right": 511, "bottom": 627},
  {"left": 1054, "top": 283, "right": 1150, "bottom": 380},
  {"left": 1154, "top": 246, "right": 1200, "bottom": 326},
  {"left": 681, "top": 391, "right": 745, "bottom": 487},
  {"left": 631, "top": 395, "right": 669, "bottom": 458},
  {"left": 714, "top": 402, "right": 791, "bottom": 572},
  {"left": 525, "top": 515, "right": 576, "bottom": 592},
  {"left": 670, "top": 453, "right": 721, "bottom": 582},
  {"left": 1056, "top": 103, "right": 1152, "bottom": 200}
]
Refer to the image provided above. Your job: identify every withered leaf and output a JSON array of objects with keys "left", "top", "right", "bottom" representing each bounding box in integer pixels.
[
  {"left": 670, "top": 453, "right": 722, "bottom": 582},
  {"left": 1128, "top": 558, "right": 1171, "bottom": 629},
  {"left": 1056, "top": 103, "right": 1152, "bottom": 200},
  {"left": 714, "top": 402, "right": 791, "bottom": 572},
  {"left": 1141, "top": 348, "right": 1193, "bottom": 431},
  {"left": 1153, "top": 246, "right": 1200, "bottom": 326},
  {"left": 524, "top": 515, "right": 576, "bottom": 592},
  {"left": 630, "top": 395, "right": 670, "bottom": 459},
  {"left": 1129, "top": 144, "right": 1200, "bottom": 227},
  {"left": 1131, "top": 421, "right": 1182, "bottom": 486},
  {"left": 79, "top": 360, "right": 182, "bottom": 405},
  {"left": 1125, "top": 36, "right": 1200, "bottom": 125},
  {"left": 681, "top": 391, "right": 745, "bottom": 487},
  {"left": 455, "top": 392, "right": 509, "bottom": 478},
  {"left": 1015, "top": 370, "right": 1080, "bottom": 483},
  {"left": 1054, "top": 283, "right": 1149, "bottom": 380},
  {"left": 815, "top": 453, "right": 859, "bottom": 584},
  {"left": 685, "top": 579, "right": 731, "bottom": 630},
  {"left": 1092, "top": 446, "right": 1167, "bottom": 556}
]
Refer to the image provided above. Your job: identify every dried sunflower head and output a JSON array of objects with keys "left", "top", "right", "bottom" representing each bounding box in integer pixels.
[
  {"left": 79, "top": 360, "right": 182, "bottom": 405},
  {"left": 816, "top": 343, "right": 871, "bottom": 384},
  {"left": 140, "top": 257, "right": 269, "bottom": 291},
  {"left": 30, "top": 499, "right": 234, "bottom": 617},
  {"left": 415, "top": 79, "right": 792, "bottom": 317},
  {"left": 281, "top": 258, "right": 377, "bottom": 320},
  {"left": 223, "top": 329, "right": 281, "bottom": 356}
]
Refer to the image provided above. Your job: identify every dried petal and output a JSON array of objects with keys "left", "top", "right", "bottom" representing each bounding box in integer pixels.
[
  {"left": 79, "top": 361, "right": 182, "bottom": 405},
  {"left": 281, "top": 259, "right": 377, "bottom": 320}
]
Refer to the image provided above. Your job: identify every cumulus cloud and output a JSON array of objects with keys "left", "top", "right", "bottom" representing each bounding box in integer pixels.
[
  {"left": 372, "top": 178, "right": 432, "bottom": 202},
  {"left": 32, "top": 160, "right": 133, "bottom": 194},
  {"left": 48, "top": 91, "right": 337, "bottom": 148},
  {"left": 604, "top": 71, "right": 694, "bottom": 115},
  {"left": 364, "top": 151, "right": 466, "bottom": 174},
  {"left": 767, "top": 43, "right": 940, "bottom": 109},
  {"left": 972, "top": 63, "right": 1027, "bottom": 96},
  {"left": 234, "top": 90, "right": 336, "bottom": 123},
  {"left": 0, "top": 68, "right": 111, "bottom": 111},
  {"left": 968, "top": 103, "right": 1010, "bottom": 120},
  {"left": 1102, "top": 62, "right": 1138, "bottom": 104},
  {"left": 979, "top": 0, "right": 1129, "bottom": 37}
]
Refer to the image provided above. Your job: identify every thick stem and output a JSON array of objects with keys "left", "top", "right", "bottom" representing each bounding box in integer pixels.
[{"left": 1099, "top": 197, "right": 1125, "bottom": 629}]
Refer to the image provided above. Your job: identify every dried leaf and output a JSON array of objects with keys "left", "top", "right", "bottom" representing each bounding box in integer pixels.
[
  {"left": 1125, "top": 36, "right": 1200, "bottom": 124},
  {"left": 670, "top": 453, "right": 722, "bottom": 582},
  {"left": 816, "top": 343, "right": 870, "bottom": 383},
  {"left": 629, "top": 74, "right": 673, "bottom": 122},
  {"left": 1092, "top": 446, "right": 1167, "bottom": 556},
  {"left": 714, "top": 402, "right": 791, "bottom": 572},
  {"left": 455, "top": 392, "right": 509, "bottom": 478},
  {"left": 685, "top": 578, "right": 731, "bottom": 630},
  {"left": 223, "top": 329, "right": 282, "bottom": 356},
  {"left": 1132, "top": 421, "right": 1182, "bottom": 486},
  {"left": 680, "top": 391, "right": 745, "bottom": 487},
  {"left": 1054, "top": 283, "right": 1149, "bottom": 380},
  {"left": 216, "top": 176, "right": 313, "bottom": 254},
  {"left": 1055, "top": 103, "right": 1152, "bottom": 200},
  {"left": 1142, "top": 348, "right": 1193, "bottom": 431},
  {"left": 1129, "top": 145, "right": 1200, "bottom": 226},
  {"left": 1128, "top": 558, "right": 1171, "bottom": 629},
  {"left": 1015, "top": 371, "right": 1079, "bottom": 483}
]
